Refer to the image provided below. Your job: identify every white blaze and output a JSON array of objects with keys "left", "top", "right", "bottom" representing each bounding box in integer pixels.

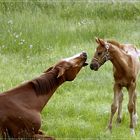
[{"left": 63, "top": 53, "right": 81, "bottom": 62}]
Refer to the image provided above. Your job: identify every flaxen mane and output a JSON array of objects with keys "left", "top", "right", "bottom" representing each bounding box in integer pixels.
[
  {"left": 107, "top": 40, "right": 138, "bottom": 54},
  {"left": 107, "top": 40, "right": 124, "bottom": 50},
  {"left": 107, "top": 40, "right": 120, "bottom": 47}
]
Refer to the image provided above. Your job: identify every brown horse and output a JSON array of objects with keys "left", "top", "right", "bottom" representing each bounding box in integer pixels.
[
  {"left": 0, "top": 52, "right": 88, "bottom": 139},
  {"left": 90, "top": 38, "right": 140, "bottom": 135}
]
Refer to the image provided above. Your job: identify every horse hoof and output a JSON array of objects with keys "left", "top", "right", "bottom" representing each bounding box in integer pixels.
[
  {"left": 116, "top": 117, "right": 122, "bottom": 124},
  {"left": 105, "top": 128, "right": 112, "bottom": 135},
  {"left": 130, "top": 128, "right": 135, "bottom": 135},
  {"left": 105, "top": 125, "right": 112, "bottom": 135}
]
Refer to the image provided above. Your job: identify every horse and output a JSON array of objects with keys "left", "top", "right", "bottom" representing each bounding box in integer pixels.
[
  {"left": 0, "top": 52, "right": 88, "bottom": 140},
  {"left": 90, "top": 38, "right": 140, "bottom": 135}
]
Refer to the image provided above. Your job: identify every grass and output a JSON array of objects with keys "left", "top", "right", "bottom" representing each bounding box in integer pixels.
[{"left": 0, "top": 1, "right": 140, "bottom": 139}]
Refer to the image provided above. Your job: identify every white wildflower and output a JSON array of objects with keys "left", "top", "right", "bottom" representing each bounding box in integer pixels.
[
  {"left": 19, "top": 39, "right": 25, "bottom": 45},
  {"left": 22, "top": 39, "right": 25, "bottom": 43},
  {"left": 29, "top": 45, "right": 33, "bottom": 49},
  {"left": 8, "top": 20, "right": 13, "bottom": 25},
  {"left": 15, "top": 35, "right": 19, "bottom": 38},
  {"left": 19, "top": 42, "right": 23, "bottom": 45}
]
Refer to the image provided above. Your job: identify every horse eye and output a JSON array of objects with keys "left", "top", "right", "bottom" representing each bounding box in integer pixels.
[{"left": 97, "top": 52, "right": 102, "bottom": 56}]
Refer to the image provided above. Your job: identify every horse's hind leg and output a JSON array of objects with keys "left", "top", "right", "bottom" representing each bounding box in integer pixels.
[
  {"left": 127, "top": 84, "right": 136, "bottom": 135},
  {"left": 132, "top": 91, "right": 138, "bottom": 128},
  {"left": 116, "top": 91, "right": 123, "bottom": 124},
  {"left": 1, "top": 128, "right": 11, "bottom": 139}
]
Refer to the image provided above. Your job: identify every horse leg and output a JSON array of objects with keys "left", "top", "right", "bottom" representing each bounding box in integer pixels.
[
  {"left": 132, "top": 91, "right": 138, "bottom": 128},
  {"left": 1, "top": 128, "right": 11, "bottom": 139},
  {"left": 116, "top": 91, "right": 123, "bottom": 124},
  {"left": 38, "top": 129, "right": 44, "bottom": 134},
  {"left": 107, "top": 84, "right": 121, "bottom": 131},
  {"left": 33, "top": 131, "right": 55, "bottom": 140},
  {"left": 127, "top": 84, "right": 136, "bottom": 135}
]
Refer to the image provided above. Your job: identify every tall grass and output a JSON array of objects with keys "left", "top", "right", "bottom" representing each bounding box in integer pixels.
[{"left": 0, "top": 1, "right": 140, "bottom": 139}]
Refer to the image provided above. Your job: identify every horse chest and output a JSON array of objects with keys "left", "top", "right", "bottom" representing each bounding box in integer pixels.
[
  {"left": 17, "top": 110, "right": 41, "bottom": 132},
  {"left": 114, "top": 73, "right": 136, "bottom": 87},
  {"left": 0, "top": 105, "right": 41, "bottom": 136}
]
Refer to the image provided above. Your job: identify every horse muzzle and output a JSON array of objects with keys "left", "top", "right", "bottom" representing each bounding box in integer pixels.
[
  {"left": 90, "top": 62, "right": 99, "bottom": 71},
  {"left": 81, "top": 52, "right": 88, "bottom": 67}
]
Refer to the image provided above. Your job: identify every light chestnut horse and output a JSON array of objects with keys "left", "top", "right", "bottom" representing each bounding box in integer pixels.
[
  {"left": 0, "top": 52, "right": 88, "bottom": 140},
  {"left": 90, "top": 38, "right": 140, "bottom": 135}
]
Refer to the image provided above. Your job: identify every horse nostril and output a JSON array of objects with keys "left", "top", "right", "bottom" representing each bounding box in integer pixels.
[
  {"left": 90, "top": 64, "right": 94, "bottom": 70},
  {"left": 90, "top": 63, "right": 99, "bottom": 71}
]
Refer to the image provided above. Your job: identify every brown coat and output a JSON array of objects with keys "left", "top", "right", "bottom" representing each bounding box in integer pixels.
[{"left": 0, "top": 52, "right": 87, "bottom": 139}]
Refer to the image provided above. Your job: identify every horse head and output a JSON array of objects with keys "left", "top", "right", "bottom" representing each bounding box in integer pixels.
[
  {"left": 52, "top": 52, "right": 88, "bottom": 81},
  {"left": 90, "top": 38, "right": 110, "bottom": 71}
]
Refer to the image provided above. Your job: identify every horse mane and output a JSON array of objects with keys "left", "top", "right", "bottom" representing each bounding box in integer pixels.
[
  {"left": 30, "top": 68, "right": 59, "bottom": 96},
  {"left": 107, "top": 40, "right": 119, "bottom": 46},
  {"left": 107, "top": 40, "right": 125, "bottom": 50}
]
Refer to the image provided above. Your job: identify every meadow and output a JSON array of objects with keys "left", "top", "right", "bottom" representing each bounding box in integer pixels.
[{"left": 0, "top": 1, "right": 140, "bottom": 139}]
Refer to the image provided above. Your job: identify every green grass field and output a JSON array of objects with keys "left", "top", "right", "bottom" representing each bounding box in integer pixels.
[{"left": 0, "top": 1, "right": 140, "bottom": 139}]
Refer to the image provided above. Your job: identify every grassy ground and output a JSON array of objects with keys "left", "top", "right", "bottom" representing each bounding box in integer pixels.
[{"left": 0, "top": 1, "right": 140, "bottom": 139}]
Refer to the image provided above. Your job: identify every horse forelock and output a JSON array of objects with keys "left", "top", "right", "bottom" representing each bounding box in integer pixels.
[{"left": 31, "top": 69, "right": 59, "bottom": 95}]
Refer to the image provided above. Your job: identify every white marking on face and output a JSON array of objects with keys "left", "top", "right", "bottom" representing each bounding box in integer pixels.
[{"left": 63, "top": 53, "right": 81, "bottom": 62}]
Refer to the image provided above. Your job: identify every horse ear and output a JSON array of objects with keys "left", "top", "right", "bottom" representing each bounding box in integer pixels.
[
  {"left": 95, "top": 37, "right": 99, "bottom": 44},
  {"left": 98, "top": 38, "right": 105, "bottom": 46},
  {"left": 57, "top": 67, "right": 65, "bottom": 78},
  {"left": 95, "top": 38, "right": 105, "bottom": 46}
]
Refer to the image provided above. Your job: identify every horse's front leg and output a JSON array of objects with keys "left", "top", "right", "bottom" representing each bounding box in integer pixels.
[
  {"left": 127, "top": 83, "right": 137, "bottom": 135},
  {"left": 116, "top": 91, "right": 123, "bottom": 124},
  {"left": 107, "top": 84, "right": 122, "bottom": 131},
  {"left": 33, "top": 131, "right": 55, "bottom": 140}
]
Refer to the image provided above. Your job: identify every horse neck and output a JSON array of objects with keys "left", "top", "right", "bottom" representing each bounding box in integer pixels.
[
  {"left": 109, "top": 46, "right": 129, "bottom": 74},
  {"left": 31, "top": 69, "right": 65, "bottom": 112},
  {"left": 2, "top": 69, "right": 65, "bottom": 113}
]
